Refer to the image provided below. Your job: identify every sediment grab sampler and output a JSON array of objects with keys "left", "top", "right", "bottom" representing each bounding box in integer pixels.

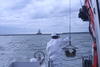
[
  {"left": 64, "top": 0, "right": 78, "bottom": 57},
  {"left": 64, "top": 44, "right": 77, "bottom": 57}
]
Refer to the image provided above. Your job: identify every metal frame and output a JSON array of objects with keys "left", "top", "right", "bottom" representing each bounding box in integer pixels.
[{"left": 93, "top": 0, "right": 100, "bottom": 67}]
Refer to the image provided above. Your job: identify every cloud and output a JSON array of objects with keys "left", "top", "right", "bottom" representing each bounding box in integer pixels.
[
  {"left": 0, "top": 0, "right": 81, "bottom": 19},
  {"left": 0, "top": 0, "right": 88, "bottom": 34}
]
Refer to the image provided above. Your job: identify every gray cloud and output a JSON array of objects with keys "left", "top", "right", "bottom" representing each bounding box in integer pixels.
[
  {"left": 0, "top": 0, "right": 87, "bottom": 34},
  {"left": 10, "top": 0, "right": 31, "bottom": 10},
  {"left": 0, "top": 0, "right": 81, "bottom": 19}
]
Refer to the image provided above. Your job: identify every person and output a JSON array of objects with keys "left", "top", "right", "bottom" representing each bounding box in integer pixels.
[{"left": 46, "top": 33, "right": 69, "bottom": 67}]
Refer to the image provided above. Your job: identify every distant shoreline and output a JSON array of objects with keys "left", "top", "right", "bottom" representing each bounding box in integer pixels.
[{"left": 0, "top": 32, "right": 90, "bottom": 36}]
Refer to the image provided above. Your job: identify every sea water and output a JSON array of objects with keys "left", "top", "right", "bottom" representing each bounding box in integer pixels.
[{"left": 0, "top": 33, "right": 92, "bottom": 67}]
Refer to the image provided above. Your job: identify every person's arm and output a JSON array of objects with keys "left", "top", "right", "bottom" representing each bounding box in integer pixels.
[
  {"left": 46, "top": 43, "right": 50, "bottom": 62},
  {"left": 46, "top": 45, "right": 49, "bottom": 60},
  {"left": 46, "top": 43, "right": 52, "bottom": 67},
  {"left": 61, "top": 37, "right": 69, "bottom": 49},
  {"left": 63, "top": 37, "right": 69, "bottom": 42}
]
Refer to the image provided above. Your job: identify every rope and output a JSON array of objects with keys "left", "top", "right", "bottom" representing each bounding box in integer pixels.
[{"left": 68, "top": 0, "right": 72, "bottom": 46}]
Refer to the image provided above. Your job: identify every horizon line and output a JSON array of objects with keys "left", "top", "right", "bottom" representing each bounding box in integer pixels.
[{"left": 0, "top": 32, "right": 89, "bottom": 36}]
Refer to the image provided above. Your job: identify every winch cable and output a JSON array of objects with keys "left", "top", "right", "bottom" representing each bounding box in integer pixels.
[{"left": 68, "top": 0, "right": 72, "bottom": 46}]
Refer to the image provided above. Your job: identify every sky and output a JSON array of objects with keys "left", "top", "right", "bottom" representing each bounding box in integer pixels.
[{"left": 0, "top": 0, "right": 89, "bottom": 34}]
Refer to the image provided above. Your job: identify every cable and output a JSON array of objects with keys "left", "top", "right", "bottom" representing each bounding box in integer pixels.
[{"left": 69, "top": 0, "right": 72, "bottom": 46}]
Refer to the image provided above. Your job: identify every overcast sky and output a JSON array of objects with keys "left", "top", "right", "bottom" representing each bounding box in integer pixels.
[{"left": 0, "top": 0, "right": 88, "bottom": 34}]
